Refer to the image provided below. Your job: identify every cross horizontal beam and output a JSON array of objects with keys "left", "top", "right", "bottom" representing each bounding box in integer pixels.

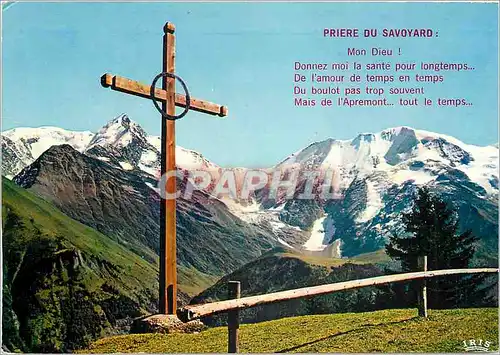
[{"left": 101, "top": 73, "right": 228, "bottom": 117}]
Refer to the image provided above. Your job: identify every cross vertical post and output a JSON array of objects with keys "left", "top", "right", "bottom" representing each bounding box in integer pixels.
[{"left": 161, "top": 22, "right": 177, "bottom": 315}]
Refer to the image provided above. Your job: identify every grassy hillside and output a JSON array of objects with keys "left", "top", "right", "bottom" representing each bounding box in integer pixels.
[
  {"left": 84, "top": 308, "right": 498, "bottom": 353},
  {"left": 276, "top": 248, "right": 392, "bottom": 268},
  {"left": 2, "top": 178, "right": 160, "bottom": 351},
  {"left": 1, "top": 178, "right": 215, "bottom": 352}
]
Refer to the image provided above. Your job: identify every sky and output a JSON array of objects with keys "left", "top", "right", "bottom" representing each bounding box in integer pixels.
[{"left": 2, "top": 2, "right": 498, "bottom": 167}]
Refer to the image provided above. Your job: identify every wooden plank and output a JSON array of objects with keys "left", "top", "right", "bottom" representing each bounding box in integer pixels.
[
  {"left": 227, "top": 281, "right": 241, "bottom": 353},
  {"left": 100, "top": 73, "right": 228, "bottom": 117},
  {"left": 417, "top": 256, "right": 428, "bottom": 317},
  {"left": 177, "top": 268, "right": 498, "bottom": 322}
]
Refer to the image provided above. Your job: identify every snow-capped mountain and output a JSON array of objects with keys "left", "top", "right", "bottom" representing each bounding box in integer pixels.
[
  {"left": 2, "top": 118, "right": 498, "bottom": 261},
  {"left": 83, "top": 114, "right": 162, "bottom": 175},
  {"left": 2, "top": 127, "right": 94, "bottom": 178},
  {"left": 1, "top": 114, "right": 218, "bottom": 179},
  {"left": 277, "top": 126, "right": 498, "bottom": 195},
  {"left": 269, "top": 126, "right": 498, "bottom": 259}
]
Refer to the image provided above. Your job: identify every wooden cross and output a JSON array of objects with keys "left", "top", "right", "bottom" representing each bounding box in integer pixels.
[{"left": 100, "top": 22, "right": 228, "bottom": 315}]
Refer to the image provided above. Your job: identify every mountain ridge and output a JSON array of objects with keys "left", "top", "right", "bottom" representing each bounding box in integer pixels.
[
  {"left": 11, "top": 143, "right": 287, "bottom": 276},
  {"left": 3, "top": 118, "right": 498, "bottom": 179},
  {"left": 3, "top": 116, "right": 498, "bottom": 260}
]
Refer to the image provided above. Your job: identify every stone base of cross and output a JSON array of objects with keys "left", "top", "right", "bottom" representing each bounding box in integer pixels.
[{"left": 101, "top": 22, "right": 228, "bottom": 315}]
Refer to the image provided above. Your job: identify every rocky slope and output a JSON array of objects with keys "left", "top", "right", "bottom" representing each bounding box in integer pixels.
[{"left": 12, "top": 144, "right": 282, "bottom": 276}]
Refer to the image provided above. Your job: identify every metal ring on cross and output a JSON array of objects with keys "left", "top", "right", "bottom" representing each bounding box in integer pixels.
[{"left": 150, "top": 72, "right": 191, "bottom": 120}]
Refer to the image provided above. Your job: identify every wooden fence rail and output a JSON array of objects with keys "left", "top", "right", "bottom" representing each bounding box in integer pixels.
[
  {"left": 177, "top": 258, "right": 498, "bottom": 353},
  {"left": 178, "top": 267, "right": 497, "bottom": 322}
]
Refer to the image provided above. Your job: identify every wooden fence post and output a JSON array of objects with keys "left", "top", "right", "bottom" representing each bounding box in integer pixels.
[
  {"left": 228, "top": 281, "right": 241, "bottom": 353},
  {"left": 417, "top": 255, "right": 428, "bottom": 317}
]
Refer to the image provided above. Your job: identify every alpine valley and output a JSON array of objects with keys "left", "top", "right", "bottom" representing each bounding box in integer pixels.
[{"left": 2, "top": 114, "right": 498, "bottom": 352}]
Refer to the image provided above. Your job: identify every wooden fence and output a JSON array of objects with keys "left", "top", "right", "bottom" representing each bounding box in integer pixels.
[{"left": 177, "top": 256, "right": 498, "bottom": 353}]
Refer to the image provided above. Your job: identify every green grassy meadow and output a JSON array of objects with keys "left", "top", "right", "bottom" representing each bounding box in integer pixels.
[{"left": 85, "top": 308, "right": 498, "bottom": 353}]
